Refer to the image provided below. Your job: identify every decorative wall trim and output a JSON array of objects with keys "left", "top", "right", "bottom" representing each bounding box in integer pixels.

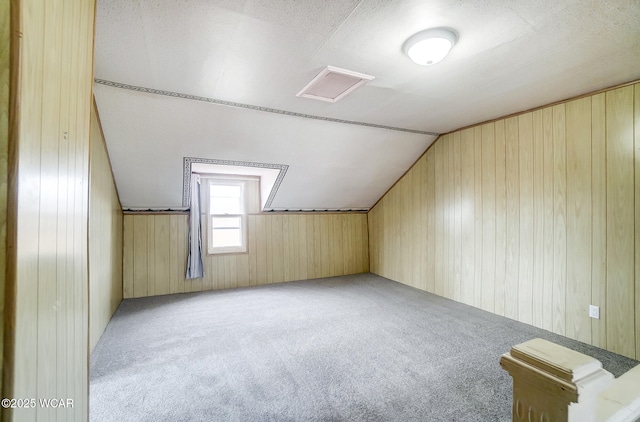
[
  {"left": 182, "top": 157, "right": 288, "bottom": 209},
  {"left": 123, "top": 208, "right": 189, "bottom": 214},
  {"left": 94, "top": 79, "right": 439, "bottom": 136},
  {"left": 264, "top": 209, "right": 369, "bottom": 213}
]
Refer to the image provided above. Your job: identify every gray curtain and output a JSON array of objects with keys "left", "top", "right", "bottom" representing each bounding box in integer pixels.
[{"left": 186, "top": 174, "right": 204, "bottom": 279}]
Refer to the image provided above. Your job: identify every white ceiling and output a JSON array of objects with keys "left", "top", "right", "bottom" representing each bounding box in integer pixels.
[{"left": 94, "top": 0, "right": 640, "bottom": 210}]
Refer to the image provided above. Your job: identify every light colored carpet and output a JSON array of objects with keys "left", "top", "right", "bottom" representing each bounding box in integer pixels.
[{"left": 90, "top": 273, "right": 638, "bottom": 421}]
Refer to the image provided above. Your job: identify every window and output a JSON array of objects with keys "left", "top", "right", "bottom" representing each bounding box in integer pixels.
[{"left": 202, "top": 176, "right": 259, "bottom": 254}]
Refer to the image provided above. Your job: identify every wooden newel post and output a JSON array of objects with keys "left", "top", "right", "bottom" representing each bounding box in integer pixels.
[{"left": 500, "top": 338, "right": 614, "bottom": 422}]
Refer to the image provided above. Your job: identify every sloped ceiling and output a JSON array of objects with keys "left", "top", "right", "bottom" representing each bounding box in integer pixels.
[{"left": 94, "top": 0, "right": 640, "bottom": 210}]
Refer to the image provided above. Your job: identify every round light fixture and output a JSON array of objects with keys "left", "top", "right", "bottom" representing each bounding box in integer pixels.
[{"left": 402, "top": 28, "right": 458, "bottom": 66}]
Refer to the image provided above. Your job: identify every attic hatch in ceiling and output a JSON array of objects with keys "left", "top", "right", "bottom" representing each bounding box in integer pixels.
[
  {"left": 296, "top": 66, "right": 375, "bottom": 103},
  {"left": 183, "top": 158, "right": 288, "bottom": 211}
]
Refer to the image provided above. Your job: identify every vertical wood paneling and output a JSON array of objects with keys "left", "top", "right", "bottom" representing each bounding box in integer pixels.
[
  {"left": 635, "top": 84, "right": 640, "bottom": 359},
  {"left": 122, "top": 213, "right": 370, "bottom": 297},
  {"left": 460, "top": 130, "right": 474, "bottom": 305},
  {"left": 256, "top": 215, "right": 268, "bottom": 285},
  {"left": 591, "top": 93, "right": 607, "bottom": 349},
  {"left": 154, "top": 215, "right": 170, "bottom": 295},
  {"left": 434, "top": 139, "right": 444, "bottom": 297},
  {"left": 368, "top": 82, "right": 640, "bottom": 359},
  {"left": 283, "top": 217, "right": 292, "bottom": 282},
  {"left": 552, "top": 104, "right": 567, "bottom": 336},
  {"left": 418, "top": 156, "right": 428, "bottom": 291},
  {"left": 481, "top": 123, "right": 496, "bottom": 312},
  {"left": 425, "top": 150, "right": 436, "bottom": 294},
  {"left": 453, "top": 132, "right": 462, "bottom": 301},
  {"left": 505, "top": 116, "right": 519, "bottom": 320},
  {"left": 5, "top": 0, "right": 96, "bottom": 419},
  {"left": 146, "top": 216, "right": 156, "bottom": 295},
  {"left": 542, "top": 107, "right": 555, "bottom": 332},
  {"left": 123, "top": 215, "right": 134, "bottom": 298},
  {"left": 133, "top": 215, "right": 148, "bottom": 298},
  {"left": 89, "top": 101, "right": 123, "bottom": 353},
  {"left": 518, "top": 113, "right": 534, "bottom": 325},
  {"left": 411, "top": 162, "right": 422, "bottom": 288},
  {"left": 606, "top": 86, "right": 635, "bottom": 358},
  {"left": 37, "top": 2, "right": 63, "bottom": 416},
  {"left": 566, "top": 97, "right": 592, "bottom": 343},
  {"left": 0, "top": 0, "right": 8, "bottom": 394},
  {"left": 473, "top": 127, "right": 483, "bottom": 308},
  {"left": 532, "top": 110, "right": 544, "bottom": 328},
  {"left": 494, "top": 120, "right": 507, "bottom": 316}
]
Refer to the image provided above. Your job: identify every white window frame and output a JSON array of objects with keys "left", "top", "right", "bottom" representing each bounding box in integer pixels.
[{"left": 202, "top": 175, "right": 257, "bottom": 255}]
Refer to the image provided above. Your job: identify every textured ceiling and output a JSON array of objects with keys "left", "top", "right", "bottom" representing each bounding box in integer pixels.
[{"left": 94, "top": 0, "right": 640, "bottom": 210}]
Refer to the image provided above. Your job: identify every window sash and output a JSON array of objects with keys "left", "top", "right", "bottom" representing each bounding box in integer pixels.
[{"left": 205, "top": 179, "right": 249, "bottom": 253}]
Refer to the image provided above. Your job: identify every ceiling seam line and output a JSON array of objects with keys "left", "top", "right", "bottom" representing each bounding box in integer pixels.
[{"left": 93, "top": 78, "right": 440, "bottom": 136}]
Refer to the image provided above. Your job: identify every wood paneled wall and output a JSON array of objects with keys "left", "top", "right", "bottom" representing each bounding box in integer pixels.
[
  {"left": 89, "top": 101, "right": 123, "bottom": 353},
  {"left": 0, "top": 0, "right": 9, "bottom": 398},
  {"left": 4, "top": 0, "right": 96, "bottom": 420},
  {"left": 123, "top": 213, "right": 369, "bottom": 297},
  {"left": 369, "top": 82, "right": 640, "bottom": 360}
]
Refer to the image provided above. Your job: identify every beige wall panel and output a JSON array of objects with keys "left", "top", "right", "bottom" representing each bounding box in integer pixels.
[
  {"left": 481, "top": 123, "right": 496, "bottom": 313},
  {"left": 460, "top": 129, "right": 475, "bottom": 305},
  {"left": 123, "top": 216, "right": 134, "bottom": 298},
  {"left": 518, "top": 113, "right": 534, "bottom": 325},
  {"left": 449, "top": 135, "right": 456, "bottom": 299},
  {"left": 505, "top": 116, "right": 520, "bottom": 320},
  {"left": 552, "top": 104, "right": 567, "bottom": 336},
  {"left": 37, "top": 2, "right": 63, "bottom": 416},
  {"left": 368, "top": 82, "right": 640, "bottom": 358},
  {"left": 89, "top": 101, "right": 123, "bottom": 353},
  {"left": 434, "top": 138, "right": 445, "bottom": 297},
  {"left": 283, "top": 217, "right": 293, "bottom": 282},
  {"left": 146, "top": 216, "right": 157, "bottom": 295},
  {"left": 332, "top": 214, "right": 345, "bottom": 277},
  {"left": 255, "top": 215, "right": 268, "bottom": 285},
  {"left": 0, "top": 0, "right": 8, "bottom": 395},
  {"left": 532, "top": 110, "right": 544, "bottom": 328},
  {"left": 5, "top": 0, "right": 96, "bottom": 419},
  {"left": 565, "top": 97, "right": 592, "bottom": 344},
  {"left": 411, "top": 162, "right": 422, "bottom": 288},
  {"left": 425, "top": 151, "right": 436, "bottom": 294},
  {"left": 442, "top": 138, "right": 451, "bottom": 296},
  {"left": 591, "top": 93, "right": 607, "bottom": 349},
  {"left": 361, "top": 212, "right": 370, "bottom": 272},
  {"left": 494, "top": 120, "right": 507, "bottom": 316},
  {"left": 133, "top": 215, "right": 148, "bottom": 298},
  {"left": 122, "top": 213, "right": 369, "bottom": 297},
  {"left": 237, "top": 254, "right": 250, "bottom": 289},
  {"left": 306, "top": 214, "right": 318, "bottom": 279},
  {"left": 291, "top": 216, "right": 303, "bottom": 279},
  {"left": 453, "top": 132, "right": 462, "bottom": 301},
  {"left": 635, "top": 84, "right": 640, "bottom": 359},
  {"left": 542, "top": 107, "right": 555, "bottom": 332},
  {"left": 606, "top": 86, "right": 635, "bottom": 358},
  {"left": 154, "top": 215, "right": 171, "bottom": 295},
  {"left": 317, "top": 215, "right": 330, "bottom": 278},
  {"left": 169, "top": 215, "right": 183, "bottom": 293},
  {"left": 443, "top": 135, "right": 452, "bottom": 298},
  {"left": 368, "top": 208, "right": 377, "bottom": 274},
  {"left": 473, "top": 127, "right": 483, "bottom": 308},
  {"left": 418, "top": 155, "right": 428, "bottom": 291},
  {"left": 248, "top": 216, "right": 258, "bottom": 285}
]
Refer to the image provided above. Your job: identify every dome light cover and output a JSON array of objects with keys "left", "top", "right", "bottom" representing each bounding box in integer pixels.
[{"left": 403, "top": 28, "right": 458, "bottom": 66}]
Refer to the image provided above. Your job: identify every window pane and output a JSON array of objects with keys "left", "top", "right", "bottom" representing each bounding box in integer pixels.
[
  {"left": 212, "top": 228, "right": 241, "bottom": 247},
  {"left": 212, "top": 216, "right": 241, "bottom": 229},
  {"left": 210, "top": 185, "right": 241, "bottom": 197},
  {"left": 210, "top": 197, "right": 241, "bottom": 214}
]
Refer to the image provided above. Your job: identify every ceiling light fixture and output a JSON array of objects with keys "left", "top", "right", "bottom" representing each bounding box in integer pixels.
[{"left": 402, "top": 28, "right": 458, "bottom": 66}]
